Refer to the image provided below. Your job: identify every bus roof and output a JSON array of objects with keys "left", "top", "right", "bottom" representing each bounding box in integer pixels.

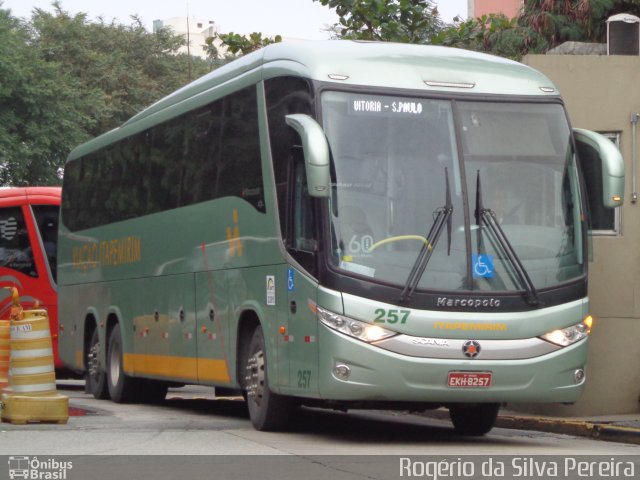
[
  {"left": 0, "top": 186, "right": 61, "bottom": 204},
  {"left": 69, "top": 41, "right": 559, "bottom": 159}
]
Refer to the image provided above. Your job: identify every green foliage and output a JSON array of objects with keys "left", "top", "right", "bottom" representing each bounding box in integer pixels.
[
  {"left": 215, "top": 32, "right": 282, "bottom": 56},
  {"left": 431, "top": 14, "right": 546, "bottom": 59},
  {"left": 30, "top": 2, "right": 210, "bottom": 138},
  {"left": 432, "top": 0, "right": 640, "bottom": 59},
  {"left": 0, "top": 8, "right": 89, "bottom": 185},
  {"left": 313, "top": 0, "right": 442, "bottom": 43},
  {"left": 0, "top": 2, "right": 211, "bottom": 185}
]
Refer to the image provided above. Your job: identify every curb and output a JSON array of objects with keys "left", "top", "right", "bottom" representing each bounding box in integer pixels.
[
  {"left": 421, "top": 410, "right": 640, "bottom": 444},
  {"left": 590, "top": 424, "right": 640, "bottom": 445},
  {"left": 497, "top": 415, "right": 640, "bottom": 445}
]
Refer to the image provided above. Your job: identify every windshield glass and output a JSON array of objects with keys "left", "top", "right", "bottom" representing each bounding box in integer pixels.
[
  {"left": 321, "top": 91, "right": 584, "bottom": 293},
  {"left": 459, "top": 101, "right": 582, "bottom": 291}
]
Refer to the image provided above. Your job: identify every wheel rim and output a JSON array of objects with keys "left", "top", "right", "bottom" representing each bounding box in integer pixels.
[
  {"left": 88, "top": 339, "right": 101, "bottom": 380},
  {"left": 245, "top": 349, "right": 265, "bottom": 407},
  {"left": 109, "top": 337, "right": 121, "bottom": 387}
]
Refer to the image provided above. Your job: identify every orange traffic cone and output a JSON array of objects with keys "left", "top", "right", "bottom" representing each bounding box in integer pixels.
[
  {"left": 0, "top": 320, "right": 9, "bottom": 391},
  {"left": 1, "top": 289, "right": 68, "bottom": 424}
]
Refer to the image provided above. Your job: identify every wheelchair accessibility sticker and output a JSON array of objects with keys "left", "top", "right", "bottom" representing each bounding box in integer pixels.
[
  {"left": 472, "top": 254, "right": 494, "bottom": 278},
  {"left": 287, "top": 268, "right": 295, "bottom": 292}
]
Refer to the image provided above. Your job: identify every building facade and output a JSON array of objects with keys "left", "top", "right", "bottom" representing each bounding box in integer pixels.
[
  {"left": 520, "top": 52, "right": 640, "bottom": 416},
  {"left": 468, "top": 0, "right": 523, "bottom": 19},
  {"left": 153, "top": 17, "right": 220, "bottom": 59}
]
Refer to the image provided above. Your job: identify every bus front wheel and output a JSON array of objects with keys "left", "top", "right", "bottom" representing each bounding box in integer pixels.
[
  {"left": 449, "top": 403, "right": 500, "bottom": 436},
  {"left": 244, "top": 325, "right": 292, "bottom": 431},
  {"left": 86, "top": 329, "right": 109, "bottom": 400}
]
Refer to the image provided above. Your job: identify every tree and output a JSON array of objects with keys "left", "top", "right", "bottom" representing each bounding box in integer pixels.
[
  {"left": 0, "top": 2, "right": 214, "bottom": 185},
  {"left": 203, "top": 31, "right": 282, "bottom": 68},
  {"left": 216, "top": 32, "right": 282, "bottom": 55},
  {"left": 433, "top": 0, "right": 640, "bottom": 59},
  {"left": 29, "top": 2, "right": 211, "bottom": 138},
  {"left": 313, "top": 0, "right": 443, "bottom": 43},
  {"left": 0, "top": 8, "right": 89, "bottom": 185},
  {"left": 431, "top": 14, "right": 544, "bottom": 58}
]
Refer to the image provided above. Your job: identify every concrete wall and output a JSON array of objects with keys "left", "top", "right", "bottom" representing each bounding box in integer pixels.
[{"left": 520, "top": 54, "right": 640, "bottom": 416}]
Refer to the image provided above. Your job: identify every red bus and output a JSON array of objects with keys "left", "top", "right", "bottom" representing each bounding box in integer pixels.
[{"left": 0, "top": 187, "right": 61, "bottom": 368}]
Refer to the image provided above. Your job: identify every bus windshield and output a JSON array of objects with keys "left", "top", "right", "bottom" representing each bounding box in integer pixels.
[{"left": 322, "top": 91, "right": 583, "bottom": 293}]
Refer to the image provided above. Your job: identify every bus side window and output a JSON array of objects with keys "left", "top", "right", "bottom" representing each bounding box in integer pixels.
[
  {"left": 0, "top": 206, "right": 37, "bottom": 278},
  {"left": 287, "top": 146, "right": 318, "bottom": 275},
  {"left": 264, "top": 76, "right": 314, "bottom": 242}
]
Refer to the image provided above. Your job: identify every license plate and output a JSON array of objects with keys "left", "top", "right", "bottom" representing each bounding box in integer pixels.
[{"left": 447, "top": 371, "right": 492, "bottom": 388}]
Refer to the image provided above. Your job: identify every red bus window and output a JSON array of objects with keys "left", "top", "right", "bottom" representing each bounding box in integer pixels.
[{"left": 0, "top": 206, "right": 37, "bottom": 278}]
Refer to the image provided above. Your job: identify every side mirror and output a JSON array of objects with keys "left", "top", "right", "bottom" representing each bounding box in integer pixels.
[
  {"left": 574, "top": 128, "right": 625, "bottom": 208},
  {"left": 285, "top": 114, "right": 330, "bottom": 198}
]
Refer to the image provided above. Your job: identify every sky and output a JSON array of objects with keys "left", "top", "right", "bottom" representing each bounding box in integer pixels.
[{"left": 0, "top": 0, "right": 468, "bottom": 40}]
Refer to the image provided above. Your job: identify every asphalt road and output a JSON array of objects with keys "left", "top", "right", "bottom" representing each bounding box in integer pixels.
[{"left": 1, "top": 382, "right": 639, "bottom": 480}]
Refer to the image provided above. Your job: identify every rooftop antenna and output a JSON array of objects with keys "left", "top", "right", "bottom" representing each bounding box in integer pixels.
[{"left": 186, "top": 1, "right": 192, "bottom": 82}]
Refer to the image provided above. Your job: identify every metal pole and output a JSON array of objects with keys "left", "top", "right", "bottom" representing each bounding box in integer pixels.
[{"left": 632, "top": 112, "right": 639, "bottom": 203}]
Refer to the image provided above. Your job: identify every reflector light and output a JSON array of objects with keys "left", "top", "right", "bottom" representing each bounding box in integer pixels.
[{"left": 425, "top": 80, "right": 475, "bottom": 89}]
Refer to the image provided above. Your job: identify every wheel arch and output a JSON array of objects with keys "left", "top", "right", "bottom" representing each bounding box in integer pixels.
[
  {"left": 82, "top": 309, "right": 100, "bottom": 371},
  {"left": 235, "top": 309, "right": 261, "bottom": 388}
]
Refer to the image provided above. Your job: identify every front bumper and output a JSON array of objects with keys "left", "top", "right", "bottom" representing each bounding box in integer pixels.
[{"left": 317, "top": 323, "right": 587, "bottom": 404}]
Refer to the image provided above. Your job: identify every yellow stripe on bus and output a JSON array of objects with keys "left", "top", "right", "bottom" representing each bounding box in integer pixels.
[
  {"left": 75, "top": 349, "right": 84, "bottom": 369},
  {"left": 123, "top": 354, "right": 231, "bottom": 383}
]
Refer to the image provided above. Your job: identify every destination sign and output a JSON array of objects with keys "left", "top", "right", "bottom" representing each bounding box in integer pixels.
[{"left": 348, "top": 95, "right": 426, "bottom": 117}]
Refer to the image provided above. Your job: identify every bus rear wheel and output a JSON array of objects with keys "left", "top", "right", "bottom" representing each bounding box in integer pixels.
[
  {"left": 86, "top": 329, "right": 109, "bottom": 399},
  {"left": 449, "top": 403, "right": 500, "bottom": 436},
  {"left": 244, "top": 325, "right": 292, "bottom": 431},
  {"left": 106, "top": 323, "right": 138, "bottom": 403}
]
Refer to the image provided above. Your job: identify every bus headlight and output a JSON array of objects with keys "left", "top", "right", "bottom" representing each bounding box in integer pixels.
[
  {"left": 540, "top": 316, "right": 593, "bottom": 347},
  {"left": 317, "top": 307, "right": 396, "bottom": 343}
]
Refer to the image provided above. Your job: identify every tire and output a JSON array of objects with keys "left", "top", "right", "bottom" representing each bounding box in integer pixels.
[
  {"left": 106, "top": 323, "right": 138, "bottom": 403},
  {"left": 243, "top": 325, "right": 293, "bottom": 431},
  {"left": 449, "top": 403, "right": 500, "bottom": 436},
  {"left": 86, "top": 328, "right": 110, "bottom": 400}
]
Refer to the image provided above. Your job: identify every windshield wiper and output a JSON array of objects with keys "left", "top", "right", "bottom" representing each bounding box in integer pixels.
[
  {"left": 399, "top": 168, "right": 453, "bottom": 304},
  {"left": 475, "top": 171, "right": 539, "bottom": 306}
]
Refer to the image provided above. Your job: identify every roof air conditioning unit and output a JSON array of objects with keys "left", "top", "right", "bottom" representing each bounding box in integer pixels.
[{"left": 607, "top": 13, "right": 640, "bottom": 55}]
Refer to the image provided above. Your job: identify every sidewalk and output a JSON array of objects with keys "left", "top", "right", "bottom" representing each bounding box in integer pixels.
[{"left": 423, "top": 408, "right": 640, "bottom": 444}]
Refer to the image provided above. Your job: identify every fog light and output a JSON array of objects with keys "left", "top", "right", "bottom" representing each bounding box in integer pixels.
[
  {"left": 333, "top": 364, "right": 351, "bottom": 380},
  {"left": 574, "top": 368, "right": 585, "bottom": 384}
]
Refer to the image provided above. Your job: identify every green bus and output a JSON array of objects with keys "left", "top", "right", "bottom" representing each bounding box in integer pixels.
[{"left": 58, "top": 41, "right": 624, "bottom": 434}]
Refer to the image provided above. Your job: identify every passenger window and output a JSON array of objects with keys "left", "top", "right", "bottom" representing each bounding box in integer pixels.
[{"left": 0, "top": 207, "right": 37, "bottom": 278}]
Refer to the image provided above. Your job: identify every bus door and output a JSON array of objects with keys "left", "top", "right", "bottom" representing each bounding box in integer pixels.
[
  {"left": 285, "top": 153, "right": 320, "bottom": 394},
  {"left": 195, "top": 269, "right": 232, "bottom": 385},
  {"left": 30, "top": 203, "right": 60, "bottom": 365}
]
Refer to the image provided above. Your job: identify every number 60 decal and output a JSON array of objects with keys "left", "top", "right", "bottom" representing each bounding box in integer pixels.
[{"left": 374, "top": 308, "right": 410, "bottom": 324}]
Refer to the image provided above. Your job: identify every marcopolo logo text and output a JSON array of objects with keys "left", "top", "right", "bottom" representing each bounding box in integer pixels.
[{"left": 436, "top": 296, "right": 501, "bottom": 309}]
